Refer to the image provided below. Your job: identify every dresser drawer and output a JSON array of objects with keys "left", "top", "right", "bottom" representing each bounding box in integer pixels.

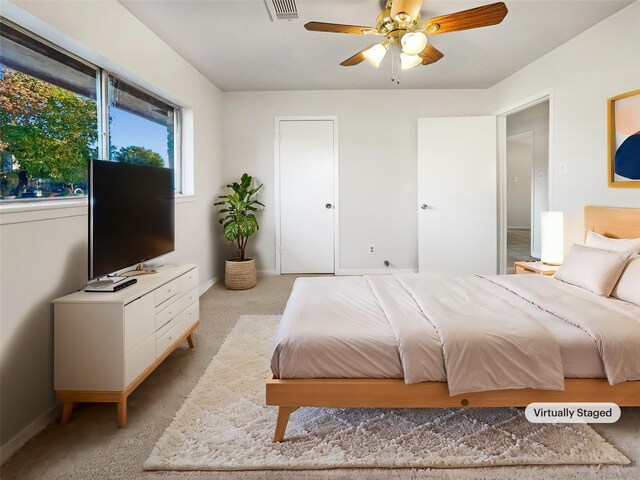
[
  {"left": 155, "top": 297, "right": 180, "bottom": 331},
  {"left": 181, "top": 268, "right": 198, "bottom": 295},
  {"left": 155, "top": 277, "right": 181, "bottom": 307},
  {"left": 156, "top": 306, "right": 179, "bottom": 339},
  {"left": 124, "top": 294, "right": 155, "bottom": 352},
  {"left": 156, "top": 315, "right": 184, "bottom": 358},
  {"left": 155, "top": 287, "right": 199, "bottom": 331},
  {"left": 125, "top": 334, "right": 155, "bottom": 387},
  {"left": 156, "top": 301, "right": 199, "bottom": 358},
  {"left": 181, "top": 300, "right": 199, "bottom": 331},
  {"left": 515, "top": 265, "right": 535, "bottom": 275}
]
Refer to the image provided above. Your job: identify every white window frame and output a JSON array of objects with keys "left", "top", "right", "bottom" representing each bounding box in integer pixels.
[
  {"left": 105, "top": 72, "right": 183, "bottom": 192},
  {"left": 0, "top": 18, "right": 185, "bottom": 222}
]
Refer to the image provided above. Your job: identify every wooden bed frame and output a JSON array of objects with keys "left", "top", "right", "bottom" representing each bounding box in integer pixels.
[{"left": 266, "top": 206, "right": 640, "bottom": 442}]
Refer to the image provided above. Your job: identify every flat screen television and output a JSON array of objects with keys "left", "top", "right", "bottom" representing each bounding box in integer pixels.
[{"left": 89, "top": 159, "right": 175, "bottom": 280}]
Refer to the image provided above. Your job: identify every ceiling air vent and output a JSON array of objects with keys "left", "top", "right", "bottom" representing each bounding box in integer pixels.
[{"left": 264, "top": 0, "right": 300, "bottom": 21}]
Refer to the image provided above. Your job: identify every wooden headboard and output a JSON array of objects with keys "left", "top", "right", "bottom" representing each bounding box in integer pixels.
[{"left": 584, "top": 206, "right": 640, "bottom": 240}]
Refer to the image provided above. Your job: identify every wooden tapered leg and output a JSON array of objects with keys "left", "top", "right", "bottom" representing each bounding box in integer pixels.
[
  {"left": 273, "top": 406, "right": 298, "bottom": 443},
  {"left": 60, "top": 402, "right": 75, "bottom": 426},
  {"left": 117, "top": 398, "right": 127, "bottom": 428},
  {"left": 187, "top": 332, "right": 195, "bottom": 349}
]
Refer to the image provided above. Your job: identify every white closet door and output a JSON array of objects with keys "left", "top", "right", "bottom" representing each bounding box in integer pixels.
[
  {"left": 279, "top": 120, "right": 335, "bottom": 274},
  {"left": 417, "top": 117, "right": 497, "bottom": 274}
]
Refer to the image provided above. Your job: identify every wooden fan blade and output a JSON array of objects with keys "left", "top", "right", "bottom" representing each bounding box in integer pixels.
[
  {"left": 390, "top": 0, "right": 424, "bottom": 22},
  {"left": 340, "top": 43, "right": 380, "bottom": 66},
  {"left": 418, "top": 44, "right": 444, "bottom": 65},
  {"left": 305, "top": 21, "right": 376, "bottom": 35},
  {"left": 340, "top": 52, "right": 366, "bottom": 67},
  {"left": 423, "top": 2, "right": 508, "bottom": 35}
]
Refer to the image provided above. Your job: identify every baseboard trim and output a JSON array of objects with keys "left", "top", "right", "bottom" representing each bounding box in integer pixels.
[
  {"left": 199, "top": 275, "right": 220, "bottom": 296},
  {"left": 1, "top": 404, "right": 59, "bottom": 465},
  {"left": 258, "top": 269, "right": 278, "bottom": 277},
  {"left": 257, "top": 269, "right": 419, "bottom": 276},
  {"left": 336, "top": 268, "right": 418, "bottom": 276}
]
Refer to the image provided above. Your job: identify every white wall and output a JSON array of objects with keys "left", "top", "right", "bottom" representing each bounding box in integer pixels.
[
  {"left": 224, "top": 2, "right": 640, "bottom": 272},
  {"left": 490, "top": 1, "right": 640, "bottom": 251},
  {"left": 0, "top": 0, "right": 224, "bottom": 455},
  {"left": 223, "top": 90, "right": 490, "bottom": 273},
  {"left": 506, "top": 101, "right": 550, "bottom": 257},
  {"left": 506, "top": 134, "right": 533, "bottom": 229}
]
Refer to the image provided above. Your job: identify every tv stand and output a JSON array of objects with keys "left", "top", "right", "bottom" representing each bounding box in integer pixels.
[{"left": 53, "top": 264, "right": 199, "bottom": 427}]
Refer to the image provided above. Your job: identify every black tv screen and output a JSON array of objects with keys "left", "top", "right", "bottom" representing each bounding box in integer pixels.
[{"left": 89, "top": 160, "right": 175, "bottom": 279}]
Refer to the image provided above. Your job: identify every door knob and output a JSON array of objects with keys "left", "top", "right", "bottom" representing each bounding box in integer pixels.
[
  {"left": 325, "top": 203, "right": 332, "bottom": 209},
  {"left": 421, "top": 204, "right": 429, "bottom": 210}
]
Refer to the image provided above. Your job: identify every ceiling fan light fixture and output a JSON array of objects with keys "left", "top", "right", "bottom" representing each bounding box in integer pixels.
[
  {"left": 400, "top": 52, "right": 422, "bottom": 70},
  {"left": 401, "top": 31, "right": 427, "bottom": 56},
  {"left": 362, "top": 43, "right": 388, "bottom": 67}
]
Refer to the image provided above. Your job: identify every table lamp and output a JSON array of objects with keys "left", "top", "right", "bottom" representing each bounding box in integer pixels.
[{"left": 541, "top": 211, "right": 564, "bottom": 265}]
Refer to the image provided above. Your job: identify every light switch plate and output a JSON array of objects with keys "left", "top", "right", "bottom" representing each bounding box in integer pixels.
[{"left": 559, "top": 162, "right": 568, "bottom": 176}]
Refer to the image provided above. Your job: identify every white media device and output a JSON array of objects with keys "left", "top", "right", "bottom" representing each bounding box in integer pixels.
[{"left": 85, "top": 276, "right": 137, "bottom": 292}]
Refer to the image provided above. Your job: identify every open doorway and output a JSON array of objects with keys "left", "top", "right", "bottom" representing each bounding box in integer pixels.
[{"left": 504, "top": 101, "right": 550, "bottom": 273}]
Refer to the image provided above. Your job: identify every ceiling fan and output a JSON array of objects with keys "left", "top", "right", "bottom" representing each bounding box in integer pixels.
[{"left": 305, "top": 0, "right": 508, "bottom": 75}]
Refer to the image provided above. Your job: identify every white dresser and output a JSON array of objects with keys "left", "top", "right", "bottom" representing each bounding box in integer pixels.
[{"left": 53, "top": 264, "right": 200, "bottom": 427}]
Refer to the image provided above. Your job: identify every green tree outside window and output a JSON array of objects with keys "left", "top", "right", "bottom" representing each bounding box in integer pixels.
[
  {"left": 0, "top": 69, "right": 97, "bottom": 197},
  {"left": 0, "top": 68, "right": 170, "bottom": 199},
  {"left": 113, "top": 146, "right": 165, "bottom": 168}
]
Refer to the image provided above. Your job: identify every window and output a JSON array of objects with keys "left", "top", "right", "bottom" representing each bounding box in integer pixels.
[
  {"left": 108, "top": 76, "right": 181, "bottom": 189},
  {"left": 0, "top": 22, "right": 98, "bottom": 199},
  {"left": 0, "top": 20, "right": 182, "bottom": 202}
]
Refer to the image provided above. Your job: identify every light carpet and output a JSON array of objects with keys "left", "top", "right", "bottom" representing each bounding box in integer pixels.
[{"left": 145, "top": 315, "right": 629, "bottom": 471}]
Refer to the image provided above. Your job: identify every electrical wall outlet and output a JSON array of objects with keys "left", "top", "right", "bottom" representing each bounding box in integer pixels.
[{"left": 368, "top": 244, "right": 376, "bottom": 255}]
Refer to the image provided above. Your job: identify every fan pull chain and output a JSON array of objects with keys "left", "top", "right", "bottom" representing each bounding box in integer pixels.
[
  {"left": 390, "top": 46, "right": 396, "bottom": 83},
  {"left": 390, "top": 44, "right": 400, "bottom": 85}
]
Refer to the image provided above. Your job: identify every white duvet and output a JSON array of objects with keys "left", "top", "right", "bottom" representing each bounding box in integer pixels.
[{"left": 271, "top": 274, "right": 640, "bottom": 396}]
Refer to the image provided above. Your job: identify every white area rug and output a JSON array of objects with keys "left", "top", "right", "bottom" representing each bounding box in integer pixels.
[{"left": 145, "top": 315, "right": 629, "bottom": 471}]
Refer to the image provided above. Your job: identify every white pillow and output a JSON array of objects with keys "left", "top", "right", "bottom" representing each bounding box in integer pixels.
[
  {"left": 611, "top": 255, "right": 640, "bottom": 306},
  {"left": 553, "top": 244, "right": 631, "bottom": 296},
  {"left": 585, "top": 230, "right": 640, "bottom": 254}
]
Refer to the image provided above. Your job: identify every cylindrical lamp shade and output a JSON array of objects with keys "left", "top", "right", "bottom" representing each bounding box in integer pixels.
[
  {"left": 541, "top": 211, "right": 564, "bottom": 265},
  {"left": 362, "top": 43, "right": 388, "bottom": 67},
  {"left": 401, "top": 32, "right": 428, "bottom": 56}
]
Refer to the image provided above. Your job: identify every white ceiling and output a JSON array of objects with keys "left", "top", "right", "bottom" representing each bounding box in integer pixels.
[{"left": 120, "top": 0, "right": 632, "bottom": 91}]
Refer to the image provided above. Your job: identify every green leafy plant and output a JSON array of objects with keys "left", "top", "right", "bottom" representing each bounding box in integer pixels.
[
  {"left": 0, "top": 69, "right": 98, "bottom": 193},
  {"left": 114, "top": 146, "right": 165, "bottom": 168},
  {"left": 214, "top": 173, "right": 264, "bottom": 261}
]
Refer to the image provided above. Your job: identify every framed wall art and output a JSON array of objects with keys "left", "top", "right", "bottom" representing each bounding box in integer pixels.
[{"left": 608, "top": 89, "right": 640, "bottom": 188}]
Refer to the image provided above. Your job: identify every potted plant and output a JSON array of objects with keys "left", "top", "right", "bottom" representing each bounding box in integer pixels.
[{"left": 215, "top": 173, "right": 264, "bottom": 290}]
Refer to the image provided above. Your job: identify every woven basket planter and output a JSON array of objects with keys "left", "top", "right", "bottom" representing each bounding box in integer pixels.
[{"left": 225, "top": 258, "right": 257, "bottom": 290}]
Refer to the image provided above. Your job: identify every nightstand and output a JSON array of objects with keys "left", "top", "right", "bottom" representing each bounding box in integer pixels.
[{"left": 514, "top": 261, "right": 559, "bottom": 276}]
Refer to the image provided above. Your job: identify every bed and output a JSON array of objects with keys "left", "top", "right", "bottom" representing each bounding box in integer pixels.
[{"left": 266, "top": 206, "right": 640, "bottom": 442}]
